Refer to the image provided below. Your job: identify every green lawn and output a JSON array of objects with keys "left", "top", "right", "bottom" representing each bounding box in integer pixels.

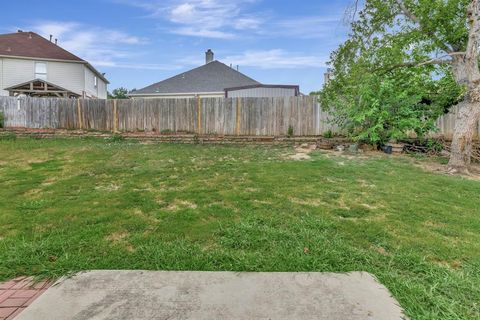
[{"left": 0, "top": 138, "right": 479, "bottom": 319}]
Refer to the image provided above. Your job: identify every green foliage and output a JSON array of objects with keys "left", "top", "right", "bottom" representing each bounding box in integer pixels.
[
  {"left": 425, "top": 138, "right": 444, "bottom": 153},
  {"left": 109, "top": 87, "right": 129, "bottom": 99},
  {"left": 323, "top": 130, "right": 334, "bottom": 139},
  {"left": 0, "top": 132, "right": 16, "bottom": 141},
  {"left": 193, "top": 134, "right": 200, "bottom": 144},
  {"left": 0, "top": 112, "right": 4, "bottom": 128},
  {"left": 287, "top": 125, "right": 294, "bottom": 138},
  {"left": 320, "top": 0, "right": 467, "bottom": 145},
  {"left": 108, "top": 134, "right": 125, "bottom": 143}
]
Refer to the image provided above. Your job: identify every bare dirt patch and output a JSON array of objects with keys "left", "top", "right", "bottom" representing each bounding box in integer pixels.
[
  {"left": 286, "top": 144, "right": 317, "bottom": 161},
  {"left": 411, "top": 158, "right": 480, "bottom": 181}
]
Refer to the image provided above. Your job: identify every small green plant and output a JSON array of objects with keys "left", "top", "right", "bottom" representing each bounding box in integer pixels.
[
  {"left": 0, "top": 112, "right": 4, "bottom": 128},
  {"left": 193, "top": 134, "right": 200, "bottom": 144},
  {"left": 425, "top": 138, "right": 444, "bottom": 153},
  {"left": 108, "top": 134, "right": 125, "bottom": 143},
  {"left": 287, "top": 125, "right": 294, "bottom": 138},
  {"left": 161, "top": 129, "right": 173, "bottom": 135},
  {"left": 18, "top": 199, "right": 48, "bottom": 214},
  {"left": 323, "top": 130, "right": 334, "bottom": 139},
  {"left": 0, "top": 132, "right": 16, "bottom": 141},
  {"left": 29, "top": 134, "right": 42, "bottom": 140}
]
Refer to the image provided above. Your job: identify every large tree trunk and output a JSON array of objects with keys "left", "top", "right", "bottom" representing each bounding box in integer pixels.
[
  {"left": 448, "top": 101, "right": 480, "bottom": 173},
  {"left": 447, "top": 0, "right": 480, "bottom": 173}
]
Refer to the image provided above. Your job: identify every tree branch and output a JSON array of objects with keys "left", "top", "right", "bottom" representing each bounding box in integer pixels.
[
  {"left": 395, "top": 0, "right": 420, "bottom": 23},
  {"left": 376, "top": 54, "right": 454, "bottom": 74},
  {"left": 395, "top": 0, "right": 454, "bottom": 53}
]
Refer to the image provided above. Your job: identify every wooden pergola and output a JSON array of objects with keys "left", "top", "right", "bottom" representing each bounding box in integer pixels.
[{"left": 5, "top": 79, "right": 81, "bottom": 98}]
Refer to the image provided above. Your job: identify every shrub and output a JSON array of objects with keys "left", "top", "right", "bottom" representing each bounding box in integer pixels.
[
  {"left": 287, "top": 125, "right": 294, "bottom": 138},
  {"left": 108, "top": 134, "right": 125, "bottom": 143},
  {"left": 425, "top": 138, "right": 444, "bottom": 153},
  {"left": 323, "top": 130, "right": 334, "bottom": 139},
  {"left": 193, "top": 134, "right": 200, "bottom": 144},
  {"left": 0, "top": 112, "right": 4, "bottom": 128}
]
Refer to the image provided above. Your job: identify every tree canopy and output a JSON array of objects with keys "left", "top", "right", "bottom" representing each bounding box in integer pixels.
[
  {"left": 109, "top": 87, "right": 129, "bottom": 99},
  {"left": 320, "top": 0, "right": 470, "bottom": 146}
]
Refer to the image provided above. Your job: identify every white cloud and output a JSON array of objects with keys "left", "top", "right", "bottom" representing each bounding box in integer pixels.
[
  {"left": 175, "top": 49, "right": 327, "bottom": 69},
  {"left": 115, "top": 0, "right": 263, "bottom": 38},
  {"left": 223, "top": 49, "right": 327, "bottom": 69},
  {"left": 171, "top": 27, "right": 235, "bottom": 39},
  {"left": 27, "top": 21, "right": 152, "bottom": 69},
  {"left": 257, "top": 16, "right": 345, "bottom": 39},
  {"left": 233, "top": 17, "right": 262, "bottom": 30}
]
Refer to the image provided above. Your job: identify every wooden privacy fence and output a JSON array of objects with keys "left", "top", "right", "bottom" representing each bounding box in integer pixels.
[
  {"left": 433, "top": 104, "right": 480, "bottom": 140},
  {"left": 0, "top": 96, "right": 338, "bottom": 136},
  {"left": 0, "top": 96, "right": 477, "bottom": 139}
]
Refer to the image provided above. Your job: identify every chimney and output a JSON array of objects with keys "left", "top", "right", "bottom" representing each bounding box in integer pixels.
[
  {"left": 205, "top": 49, "right": 214, "bottom": 64},
  {"left": 55, "top": 38, "right": 58, "bottom": 45},
  {"left": 49, "top": 35, "right": 53, "bottom": 42},
  {"left": 17, "top": 30, "right": 23, "bottom": 33}
]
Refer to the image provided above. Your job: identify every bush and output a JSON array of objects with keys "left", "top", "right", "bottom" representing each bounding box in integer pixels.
[
  {"left": 320, "top": 59, "right": 463, "bottom": 145},
  {"left": 0, "top": 112, "right": 4, "bottom": 128},
  {"left": 287, "top": 125, "right": 294, "bottom": 138},
  {"left": 108, "top": 134, "right": 125, "bottom": 143},
  {"left": 425, "top": 138, "right": 444, "bottom": 153},
  {"left": 323, "top": 130, "right": 334, "bottom": 139}
]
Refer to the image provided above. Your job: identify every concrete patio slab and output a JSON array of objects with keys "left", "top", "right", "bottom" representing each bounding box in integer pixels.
[{"left": 16, "top": 271, "right": 406, "bottom": 320}]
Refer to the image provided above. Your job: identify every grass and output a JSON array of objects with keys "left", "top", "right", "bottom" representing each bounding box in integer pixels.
[{"left": 0, "top": 138, "right": 479, "bottom": 319}]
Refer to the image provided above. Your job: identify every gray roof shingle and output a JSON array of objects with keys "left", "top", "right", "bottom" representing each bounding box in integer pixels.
[{"left": 131, "top": 61, "right": 260, "bottom": 95}]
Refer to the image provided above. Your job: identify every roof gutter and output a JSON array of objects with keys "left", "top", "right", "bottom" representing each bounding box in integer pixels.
[{"left": 128, "top": 91, "right": 224, "bottom": 97}]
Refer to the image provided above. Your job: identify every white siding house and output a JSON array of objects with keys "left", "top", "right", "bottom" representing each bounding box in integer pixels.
[{"left": 0, "top": 31, "right": 108, "bottom": 98}]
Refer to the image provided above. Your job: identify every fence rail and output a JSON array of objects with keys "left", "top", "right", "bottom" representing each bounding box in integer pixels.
[{"left": 0, "top": 96, "right": 478, "bottom": 139}]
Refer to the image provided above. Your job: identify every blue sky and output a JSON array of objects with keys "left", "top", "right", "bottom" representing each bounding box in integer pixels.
[{"left": 0, "top": 0, "right": 353, "bottom": 93}]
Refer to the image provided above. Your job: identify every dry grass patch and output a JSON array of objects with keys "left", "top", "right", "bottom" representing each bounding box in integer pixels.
[
  {"left": 289, "top": 197, "right": 325, "bottom": 207},
  {"left": 167, "top": 200, "right": 198, "bottom": 211},
  {"left": 105, "top": 231, "right": 130, "bottom": 243}
]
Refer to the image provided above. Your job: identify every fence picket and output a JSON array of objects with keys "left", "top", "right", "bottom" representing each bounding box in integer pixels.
[{"left": 0, "top": 96, "right": 474, "bottom": 139}]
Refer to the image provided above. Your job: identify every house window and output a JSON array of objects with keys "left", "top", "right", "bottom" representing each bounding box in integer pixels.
[
  {"left": 35, "top": 62, "right": 47, "bottom": 80},
  {"left": 94, "top": 76, "right": 98, "bottom": 88}
]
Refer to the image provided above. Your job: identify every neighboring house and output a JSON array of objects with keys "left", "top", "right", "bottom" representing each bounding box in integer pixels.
[
  {"left": 0, "top": 31, "right": 109, "bottom": 98},
  {"left": 225, "top": 84, "right": 300, "bottom": 98},
  {"left": 129, "top": 50, "right": 299, "bottom": 99}
]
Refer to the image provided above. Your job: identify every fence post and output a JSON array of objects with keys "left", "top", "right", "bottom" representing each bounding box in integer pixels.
[
  {"left": 113, "top": 99, "right": 118, "bottom": 133},
  {"left": 197, "top": 96, "right": 202, "bottom": 134},
  {"left": 236, "top": 97, "right": 241, "bottom": 136},
  {"left": 77, "top": 99, "right": 83, "bottom": 130}
]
